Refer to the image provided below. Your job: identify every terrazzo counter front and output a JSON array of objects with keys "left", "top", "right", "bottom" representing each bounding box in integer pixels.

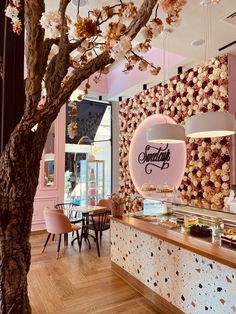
[{"left": 110, "top": 217, "right": 236, "bottom": 314}]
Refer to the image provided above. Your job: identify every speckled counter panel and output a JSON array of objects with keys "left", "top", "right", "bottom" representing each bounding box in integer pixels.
[{"left": 110, "top": 220, "right": 236, "bottom": 314}]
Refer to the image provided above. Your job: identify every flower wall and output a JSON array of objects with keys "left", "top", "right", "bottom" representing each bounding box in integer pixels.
[{"left": 119, "top": 55, "right": 230, "bottom": 210}]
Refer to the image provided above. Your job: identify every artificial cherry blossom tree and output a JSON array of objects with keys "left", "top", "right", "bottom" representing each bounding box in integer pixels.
[{"left": 1, "top": 0, "right": 186, "bottom": 312}]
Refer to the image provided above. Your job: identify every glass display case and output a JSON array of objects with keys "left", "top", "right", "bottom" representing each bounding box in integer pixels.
[
  {"left": 80, "top": 160, "right": 105, "bottom": 205},
  {"left": 128, "top": 199, "right": 236, "bottom": 251}
]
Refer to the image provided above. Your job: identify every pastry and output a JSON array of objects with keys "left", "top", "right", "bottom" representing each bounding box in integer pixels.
[
  {"left": 156, "top": 187, "right": 173, "bottom": 193},
  {"left": 184, "top": 216, "right": 199, "bottom": 228},
  {"left": 190, "top": 225, "right": 212, "bottom": 237},
  {"left": 143, "top": 216, "right": 159, "bottom": 221},
  {"left": 224, "top": 229, "right": 236, "bottom": 235},
  {"left": 141, "top": 187, "right": 156, "bottom": 192},
  {"left": 221, "top": 235, "right": 236, "bottom": 248},
  {"left": 158, "top": 221, "right": 180, "bottom": 229}
]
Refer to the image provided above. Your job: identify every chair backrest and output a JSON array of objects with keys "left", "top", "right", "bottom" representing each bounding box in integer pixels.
[
  {"left": 97, "top": 199, "right": 112, "bottom": 211},
  {"left": 55, "top": 203, "right": 77, "bottom": 220},
  {"left": 90, "top": 211, "right": 110, "bottom": 232},
  {"left": 45, "top": 206, "right": 64, "bottom": 214},
  {"left": 44, "top": 208, "right": 72, "bottom": 234}
]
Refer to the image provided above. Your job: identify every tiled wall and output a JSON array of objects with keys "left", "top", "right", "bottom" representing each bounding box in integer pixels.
[
  {"left": 119, "top": 56, "right": 230, "bottom": 210},
  {"left": 111, "top": 220, "right": 236, "bottom": 314}
]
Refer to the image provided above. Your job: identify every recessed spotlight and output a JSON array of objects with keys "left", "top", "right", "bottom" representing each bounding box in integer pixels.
[
  {"left": 72, "top": 0, "right": 88, "bottom": 7},
  {"left": 191, "top": 39, "right": 205, "bottom": 47}
]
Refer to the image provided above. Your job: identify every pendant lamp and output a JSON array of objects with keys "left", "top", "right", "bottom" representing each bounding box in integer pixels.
[
  {"left": 146, "top": 29, "right": 185, "bottom": 144},
  {"left": 185, "top": 1, "right": 236, "bottom": 139},
  {"left": 185, "top": 111, "right": 236, "bottom": 138},
  {"left": 147, "top": 123, "right": 185, "bottom": 143}
]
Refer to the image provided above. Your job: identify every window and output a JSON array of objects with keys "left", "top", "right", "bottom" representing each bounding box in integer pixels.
[{"left": 64, "top": 99, "right": 112, "bottom": 203}]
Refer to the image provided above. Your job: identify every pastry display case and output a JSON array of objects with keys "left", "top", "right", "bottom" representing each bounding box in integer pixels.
[
  {"left": 129, "top": 200, "right": 236, "bottom": 252},
  {"left": 80, "top": 160, "right": 105, "bottom": 205}
]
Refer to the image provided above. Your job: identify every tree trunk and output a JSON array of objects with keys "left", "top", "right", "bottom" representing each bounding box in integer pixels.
[{"left": 0, "top": 118, "right": 51, "bottom": 313}]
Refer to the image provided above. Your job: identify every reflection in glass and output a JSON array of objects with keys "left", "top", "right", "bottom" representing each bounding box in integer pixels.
[
  {"left": 44, "top": 123, "right": 55, "bottom": 187},
  {"left": 64, "top": 100, "right": 111, "bottom": 202}
]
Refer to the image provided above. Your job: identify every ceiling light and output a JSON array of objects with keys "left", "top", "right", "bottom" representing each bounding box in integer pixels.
[
  {"left": 72, "top": 0, "right": 88, "bottom": 7},
  {"left": 147, "top": 124, "right": 185, "bottom": 144},
  {"left": 191, "top": 39, "right": 205, "bottom": 47},
  {"left": 185, "top": 111, "right": 236, "bottom": 138},
  {"left": 78, "top": 136, "right": 92, "bottom": 145}
]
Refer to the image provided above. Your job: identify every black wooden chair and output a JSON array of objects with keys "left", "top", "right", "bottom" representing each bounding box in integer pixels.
[{"left": 80, "top": 211, "right": 110, "bottom": 257}]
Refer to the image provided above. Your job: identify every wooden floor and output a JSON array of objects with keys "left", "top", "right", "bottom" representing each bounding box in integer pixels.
[{"left": 29, "top": 231, "right": 161, "bottom": 314}]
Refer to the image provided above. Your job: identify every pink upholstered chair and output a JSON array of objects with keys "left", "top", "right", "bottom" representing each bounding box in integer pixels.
[
  {"left": 42, "top": 208, "right": 81, "bottom": 258},
  {"left": 97, "top": 199, "right": 112, "bottom": 211}
]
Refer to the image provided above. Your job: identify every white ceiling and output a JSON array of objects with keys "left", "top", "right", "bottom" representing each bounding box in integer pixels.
[{"left": 44, "top": 0, "right": 236, "bottom": 98}]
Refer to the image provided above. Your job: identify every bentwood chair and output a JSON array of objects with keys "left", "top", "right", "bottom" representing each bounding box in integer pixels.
[
  {"left": 97, "top": 199, "right": 112, "bottom": 240},
  {"left": 55, "top": 203, "right": 83, "bottom": 224},
  {"left": 42, "top": 208, "right": 81, "bottom": 258},
  {"left": 81, "top": 211, "right": 110, "bottom": 257}
]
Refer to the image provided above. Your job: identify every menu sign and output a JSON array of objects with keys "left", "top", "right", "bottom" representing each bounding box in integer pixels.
[{"left": 129, "top": 114, "right": 186, "bottom": 197}]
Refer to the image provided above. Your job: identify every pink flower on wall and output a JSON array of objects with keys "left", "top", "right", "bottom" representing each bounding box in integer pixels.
[{"left": 119, "top": 55, "right": 230, "bottom": 211}]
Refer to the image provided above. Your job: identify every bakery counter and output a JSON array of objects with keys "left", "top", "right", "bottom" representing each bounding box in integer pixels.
[{"left": 110, "top": 216, "right": 236, "bottom": 314}]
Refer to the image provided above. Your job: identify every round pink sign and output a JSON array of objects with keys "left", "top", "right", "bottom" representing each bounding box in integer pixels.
[{"left": 129, "top": 114, "right": 186, "bottom": 197}]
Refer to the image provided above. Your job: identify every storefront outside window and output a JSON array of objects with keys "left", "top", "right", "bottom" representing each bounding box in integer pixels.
[{"left": 64, "top": 99, "right": 112, "bottom": 203}]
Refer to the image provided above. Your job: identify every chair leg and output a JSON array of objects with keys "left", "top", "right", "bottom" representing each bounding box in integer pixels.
[
  {"left": 42, "top": 233, "right": 51, "bottom": 253},
  {"left": 64, "top": 233, "right": 68, "bottom": 247},
  {"left": 76, "top": 230, "right": 80, "bottom": 249},
  {"left": 95, "top": 231, "right": 100, "bottom": 257},
  {"left": 57, "top": 234, "right": 62, "bottom": 259},
  {"left": 79, "top": 229, "right": 83, "bottom": 252},
  {"left": 100, "top": 231, "right": 103, "bottom": 242},
  {"left": 52, "top": 234, "right": 55, "bottom": 241}
]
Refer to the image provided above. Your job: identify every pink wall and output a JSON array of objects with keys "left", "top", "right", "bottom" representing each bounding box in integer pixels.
[
  {"left": 32, "top": 106, "right": 66, "bottom": 231},
  {"left": 107, "top": 47, "right": 186, "bottom": 99},
  {"left": 78, "top": 47, "right": 186, "bottom": 100}
]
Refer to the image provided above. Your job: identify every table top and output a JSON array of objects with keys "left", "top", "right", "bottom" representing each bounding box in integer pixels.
[{"left": 71, "top": 205, "right": 107, "bottom": 214}]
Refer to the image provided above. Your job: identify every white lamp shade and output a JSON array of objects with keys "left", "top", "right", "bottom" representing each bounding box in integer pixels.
[
  {"left": 185, "top": 111, "right": 236, "bottom": 138},
  {"left": 147, "top": 124, "right": 185, "bottom": 144}
]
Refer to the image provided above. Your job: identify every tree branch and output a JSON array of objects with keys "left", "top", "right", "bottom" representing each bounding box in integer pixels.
[
  {"left": 126, "top": 0, "right": 158, "bottom": 39},
  {"left": 24, "top": 0, "right": 45, "bottom": 114},
  {"left": 69, "top": 39, "right": 85, "bottom": 52},
  {"left": 40, "top": 38, "right": 60, "bottom": 74},
  {"left": 36, "top": 0, "right": 158, "bottom": 122},
  {"left": 45, "top": 0, "right": 70, "bottom": 100}
]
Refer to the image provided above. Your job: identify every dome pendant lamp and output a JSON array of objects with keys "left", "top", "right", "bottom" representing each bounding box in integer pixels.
[
  {"left": 147, "top": 123, "right": 185, "bottom": 144},
  {"left": 185, "top": 1, "right": 236, "bottom": 139},
  {"left": 185, "top": 111, "right": 236, "bottom": 138},
  {"left": 146, "top": 29, "right": 185, "bottom": 144}
]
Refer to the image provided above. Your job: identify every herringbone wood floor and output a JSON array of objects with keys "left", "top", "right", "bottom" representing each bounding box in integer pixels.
[{"left": 29, "top": 231, "right": 160, "bottom": 314}]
